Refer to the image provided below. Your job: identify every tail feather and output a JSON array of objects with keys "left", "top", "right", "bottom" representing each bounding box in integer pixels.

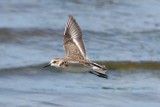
[
  {"left": 89, "top": 62, "right": 108, "bottom": 79},
  {"left": 91, "top": 62, "right": 107, "bottom": 70}
]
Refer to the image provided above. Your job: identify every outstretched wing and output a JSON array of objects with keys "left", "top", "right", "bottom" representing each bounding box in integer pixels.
[{"left": 63, "top": 15, "right": 87, "bottom": 60}]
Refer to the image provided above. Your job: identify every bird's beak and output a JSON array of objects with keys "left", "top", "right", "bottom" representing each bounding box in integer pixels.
[{"left": 43, "top": 63, "right": 51, "bottom": 68}]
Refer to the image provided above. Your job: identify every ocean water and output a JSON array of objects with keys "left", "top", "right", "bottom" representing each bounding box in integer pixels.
[
  {"left": 0, "top": 0, "right": 160, "bottom": 107},
  {"left": 0, "top": 66, "right": 160, "bottom": 107}
]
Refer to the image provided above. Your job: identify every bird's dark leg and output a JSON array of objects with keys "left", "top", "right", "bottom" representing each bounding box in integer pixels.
[{"left": 89, "top": 71, "right": 108, "bottom": 79}]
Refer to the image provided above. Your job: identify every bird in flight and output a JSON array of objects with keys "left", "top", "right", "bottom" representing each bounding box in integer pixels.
[{"left": 44, "top": 15, "right": 108, "bottom": 78}]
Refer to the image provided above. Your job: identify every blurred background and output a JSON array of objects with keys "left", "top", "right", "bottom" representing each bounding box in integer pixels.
[{"left": 0, "top": 0, "right": 160, "bottom": 107}]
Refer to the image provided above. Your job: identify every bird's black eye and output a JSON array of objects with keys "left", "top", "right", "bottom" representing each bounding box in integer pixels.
[{"left": 53, "top": 61, "right": 56, "bottom": 63}]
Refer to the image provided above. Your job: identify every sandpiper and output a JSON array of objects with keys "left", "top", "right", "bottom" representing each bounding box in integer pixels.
[{"left": 44, "top": 15, "right": 108, "bottom": 78}]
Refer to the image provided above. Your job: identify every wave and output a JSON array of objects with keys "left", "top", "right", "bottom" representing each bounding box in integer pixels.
[
  {"left": 1, "top": 27, "right": 160, "bottom": 69},
  {"left": 1, "top": 61, "right": 160, "bottom": 72},
  {"left": 1, "top": 27, "right": 160, "bottom": 38},
  {"left": 0, "top": 27, "right": 62, "bottom": 37},
  {"left": 96, "top": 61, "right": 160, "bottom": 70}
]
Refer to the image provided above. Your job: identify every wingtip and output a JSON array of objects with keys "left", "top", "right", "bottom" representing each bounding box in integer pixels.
[
  {"left": 68, "top": 15, "right": 74, "bottom": 19},
  {"left": 98, "top": 73, "right": 108, "bottom": 79},
  {"left": 68, "top": 15, "right": 76, "bottom": 21},
  {"left": 89, "top": 71, "right": 109, "bottom": 79}
]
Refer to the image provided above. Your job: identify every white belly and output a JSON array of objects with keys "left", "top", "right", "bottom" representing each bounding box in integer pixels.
[{"left": 60, "top": 63, "right": 91, "bottom": 73}]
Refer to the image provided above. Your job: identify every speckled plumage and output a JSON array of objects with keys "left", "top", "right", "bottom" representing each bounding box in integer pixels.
[{"left": 44, "top": 15, "right": 108, "bottom": 78}]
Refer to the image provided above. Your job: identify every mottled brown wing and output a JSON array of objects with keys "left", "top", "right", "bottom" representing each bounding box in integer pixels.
[{"left": 63, "top": 15, "right": 86, "bottom": 60}]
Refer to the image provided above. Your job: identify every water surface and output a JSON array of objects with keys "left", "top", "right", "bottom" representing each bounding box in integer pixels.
[
  {"left": 0, "top": 66, "right": 160, "bottom": 107},
  {"left": 0, "top": 0, "right": 160, "bottom": 107}
]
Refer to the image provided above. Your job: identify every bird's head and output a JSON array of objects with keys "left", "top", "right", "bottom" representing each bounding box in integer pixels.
[{"left": 43, "top": 58, "right": 61, "bottom": 68}]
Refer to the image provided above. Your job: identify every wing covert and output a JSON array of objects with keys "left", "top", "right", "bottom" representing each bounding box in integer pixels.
[{"left": 64, "top": 15, "right": 86, "bottom": 60}]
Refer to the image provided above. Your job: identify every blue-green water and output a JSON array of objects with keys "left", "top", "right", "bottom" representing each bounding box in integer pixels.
[
  {"left": 0, "top": 0, "right": 160, "bottom": 106},
  {"left": 0, "top": 66, "right": 160, "bottom": 107}
]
